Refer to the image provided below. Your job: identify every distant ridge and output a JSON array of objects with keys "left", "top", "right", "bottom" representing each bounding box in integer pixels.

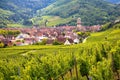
[{"left": 36, "top": 0, "right": 120, "bottom": 26}]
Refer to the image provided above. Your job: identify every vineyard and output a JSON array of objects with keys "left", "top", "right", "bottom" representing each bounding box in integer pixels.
[{"left": 0, "top": 28, "right": 120, "bottom": 80}]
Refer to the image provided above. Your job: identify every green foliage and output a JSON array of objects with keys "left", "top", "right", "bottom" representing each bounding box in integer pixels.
[
  {"left": 52, "top": 40, "right": 63, "bottom": 45},
  {"left": 0, "top": 30, "right": 20, "bottom": 37},
  {"left": 0, "top": 0, "right": 56, "bottom": 27},
  {"left": 32, "top": 16, "right": 72, "bottom": 27},
  {"left": 35, "top": 39, "right": 47, "bottom": 45},
  {"left": 40, "top": 0, "right": 120, "bottom": 26},
  {"left": 111, "top": 40, "right": 120, "bottom": 73},
  {"left": 101, "top": 22, "right": 111, "bottom": 31},
  {"left": 77, "top": 32, "right": 90, "bottom": 42},
  {"left": 101, "top": 21, "right": 120, "bottom": 31},
  {"left": 80, "top": 60, "right": 89, "bottom": 77},
  {"left": 23, "top": 20, "right": 33, "bottom": 26},
  {"left": 105, "top": 0, "right": 120, "bottom": 3},
  {"left": 87, "top": 28, "right": 120, "bottom": 43},
  {"left": 40, "top": 39, "right": 47, "bottom": 45},
  {"left": 0, "top": 0, "right": 120, "bottom": 27},
  {"left": 0, "top": 42, "right": 4, "bottom": 48},
  {"left": 113, "top": 22, "right": 120, "bottom": 28},
  {"left": 0, "top": 9, "right": 14, "bottom": 28}
]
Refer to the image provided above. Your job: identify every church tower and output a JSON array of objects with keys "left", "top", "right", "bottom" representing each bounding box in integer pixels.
[{"left": 77, "top": 18, "right": 82, "bottom": 28}]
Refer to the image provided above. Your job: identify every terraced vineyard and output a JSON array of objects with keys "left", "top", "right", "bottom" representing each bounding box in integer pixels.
[{"left": 0, "top": 28, "right": 120, "bottom": 80}]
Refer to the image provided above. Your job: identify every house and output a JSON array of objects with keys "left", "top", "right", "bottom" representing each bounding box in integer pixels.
[
  {"left": 74, "top": 38, "right": 79, "bottom": 44},
  {"left": 64, "top": 39, "right": 71, "bottom": 45},
  {"left": 46, "top": 39, "right": 54, "bottom": 44},
  {"left": 57, "top": 37, "right": 66, "bottom": 43},
  {"left": 15, "top": 33, "right": 30, "bottom": 40},
  {"left": 15, "top": 42, "right": 23, "bottom": 46},
  {"left": 5, "top": 35, "right": 15, "bottom": 40},
  {"left": 1, "top": 39, "right": 13, "bottom": 46},
  {"left": 24, "top": 38, "right": 36, "bottom": 45},
  {"left": 0, "top": 35, "right": 5, "bottom": 41}
]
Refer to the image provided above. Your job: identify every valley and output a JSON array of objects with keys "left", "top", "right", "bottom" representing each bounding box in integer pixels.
[
  {"left": 0, "top": 0, "right": 120, "bottom": 28},
  {"left": 0, "top": 0, "right": 120, "bottom": 80}
]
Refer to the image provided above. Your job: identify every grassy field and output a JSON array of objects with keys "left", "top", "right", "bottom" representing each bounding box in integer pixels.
[
  {"left": 32, "top": 16, "right": 73, "bottom": 27},
  {"left": 7, "top": 24, "right": 32, "bottom": 28},
  {"left": 87, "top": 28, "right": 120, "bottom": 43}
]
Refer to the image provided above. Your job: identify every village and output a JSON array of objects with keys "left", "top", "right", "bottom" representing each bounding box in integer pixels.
[{"left": 0, "top": 18, "right": 101, "bottom": 46}]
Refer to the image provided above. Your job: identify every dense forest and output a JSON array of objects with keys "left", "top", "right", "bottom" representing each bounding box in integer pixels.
[
  {"left": 105, "top": 0, "right": 120, "bottom": 3},
  {"left": 40, "top": 0, "right": 120, "bottom": 26},
  {"left": 0, "top": 0, "right": 56, "bottom": 28},
  {"left": 0, "top": 0, "right": 120, "bottom": 27}
]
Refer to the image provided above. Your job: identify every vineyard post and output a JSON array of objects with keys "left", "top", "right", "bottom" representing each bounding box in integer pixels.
[
  {"left": 61, "top": 75, "right": 64, "bottom": 80},
  {"left": 18, "top": 67, "right": 20, "bottom": 78},
  {"left": 69, "top": 69, "right": 72, "bottom": 79},
  {"left": 74, "top": 56, "right": 78, "bottom": 80}
]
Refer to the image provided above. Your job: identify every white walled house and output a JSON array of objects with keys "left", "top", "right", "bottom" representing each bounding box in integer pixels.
[
  {"left": 74, "top": 38, "right": 79, "bottom": 44},
  {"left": 64, "top": 39, "right": 71, "bottom": 45},
  {"left": 15, "top": 33, "right": 30, "bottom": 40}
]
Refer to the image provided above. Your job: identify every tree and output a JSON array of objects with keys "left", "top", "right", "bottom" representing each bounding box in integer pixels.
[
  {"left": 52, "top": 40, "right": 62, "bottom": 45},
  {"left": 40, "top": 39, "right": 47, "bottom": 45},
  {"left": 23, "top": 20, "right": 33, "bottom": 26},
  {"left": 0, "top": 42, "right": 4, "bottom": 48}
]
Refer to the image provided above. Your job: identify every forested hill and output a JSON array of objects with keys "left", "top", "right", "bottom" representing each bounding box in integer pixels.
[
  {"left": 0, "top": 0, "right": 120, "bottom": 28},
  {"left": 39, "top": 0, "right": 120, "bottom": 26},
  {"left": 0, "top": 0, "right": 56, "bottom": 28},
  {"left": 105, "top": 0, "right": 120, "bottom": 4}
]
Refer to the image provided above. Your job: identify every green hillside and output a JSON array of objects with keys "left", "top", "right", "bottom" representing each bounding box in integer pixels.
[
  {"left": 87, "top": 21, "right": 120, "bottom": 43},
  {"left": 0, "top": 0, "right": 56, "bottom": 28},
  {"left": 0, "top": 0, "right": 120, "bottom": 27},
  {"left": 31, "top": 16, "right": 73, "bottom": 27},
  {"left": 105, "top": 0, "right": 120, "bottom": 3},
  {"left": 87, "top": 28, "right": 120, "bottom": 42},
  {"left": 1, "top": 0, "right": 120, "bottom": 27},
  {"left": 0, "top": 9, "right": 14, "bottom": 28},
  {"left": 38, "top": 0, "right": 120, "bottom": 26}
]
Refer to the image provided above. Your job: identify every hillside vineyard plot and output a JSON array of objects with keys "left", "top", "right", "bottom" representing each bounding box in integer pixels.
[{"left": 0, "top": 41, "right": 120, "bottom": 80}]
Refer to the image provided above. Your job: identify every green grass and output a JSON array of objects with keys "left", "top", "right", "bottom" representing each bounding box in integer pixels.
[
  {"left": 86, "top": 28, "right": 120, "bottom": 43},
  {"left": 7, "top": 23, "right": 32, "bottom": 27},
  {"left": 32, "top": 16, "right": 73, "bottom": 27},
  {"left": 0, "top": 9, "right": 14, "bottom": 16}
]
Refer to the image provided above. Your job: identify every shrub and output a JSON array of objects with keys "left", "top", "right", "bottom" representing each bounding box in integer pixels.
[
  {"left": 52, "top": 40, "right": 62, "bottom": 45},
  {"left": 0, "top": 42, "right": 4, "bottom": 48}
]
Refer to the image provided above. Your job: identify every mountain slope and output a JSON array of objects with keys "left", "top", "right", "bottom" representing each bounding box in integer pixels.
[
  {"left": 0, "top": 0, "right": 56, "bottom": 27},
  {"left": 87, "top": 22, "right": 120, "bottom": 43},
  {"left": 38, "top": 0, "right": 120, "bottom": 26},
  {"left": 0, "top": 0, "right": 120, "bottom": 27},
  {"left": 105, "top": 0, "right": 120, "bottom": 4}
]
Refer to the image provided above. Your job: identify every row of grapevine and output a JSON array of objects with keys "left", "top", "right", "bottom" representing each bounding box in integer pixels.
[{"left": 0, "top": 41, "right": 120, "bottom": 80}]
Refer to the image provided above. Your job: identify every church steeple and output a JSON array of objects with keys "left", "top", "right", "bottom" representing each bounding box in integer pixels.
[{"left": 77, "top": 18, "right": 82, "bottom": 28}]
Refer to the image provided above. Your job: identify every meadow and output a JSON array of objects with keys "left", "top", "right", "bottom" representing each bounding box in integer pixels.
[{"left": 31, "top": 16, "right": 73, "bottom": 27}]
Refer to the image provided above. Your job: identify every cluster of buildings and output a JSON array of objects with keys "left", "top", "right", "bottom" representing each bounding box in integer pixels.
[{"left": 0, "top": 18, "right": 101, "bottom": 46}]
